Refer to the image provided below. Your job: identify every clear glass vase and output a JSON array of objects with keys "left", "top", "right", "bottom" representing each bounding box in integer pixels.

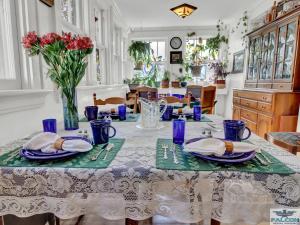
[{"left": 62, "top": 90, "right": 79, "bottom": 130}]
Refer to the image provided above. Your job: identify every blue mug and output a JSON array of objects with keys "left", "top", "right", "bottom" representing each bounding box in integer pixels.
[
  {"left": 85, "top": 106, "right": 98, "bottom": 121},
  {"left": 162, "top": 106, "right": 174, "bottom": 121},
  {"left": 90, "top": 120, "right": 116, "bottom": 145},
  {"left": 223, "top": 120, "right": 251, "bottom": 141}
]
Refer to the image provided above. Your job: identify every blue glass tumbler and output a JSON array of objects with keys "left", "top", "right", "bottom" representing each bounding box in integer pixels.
[
  {"left": 193, "top": 105, "right": 202, "bottom": 121},
  {"left": 118, "top": 105, "right": 127, "bottom": 121},
  {"left": 42, "top": 119, "right": 57, "bottom": 133},
  {"left": 173, "top": 119, "right": 185, "bottom": 145},
  {"left": 162, "top": 105, "right": 174, "bottom": 121}
]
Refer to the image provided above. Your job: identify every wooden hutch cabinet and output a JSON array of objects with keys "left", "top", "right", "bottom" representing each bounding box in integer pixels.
[{"left": 233, "top": 7, "right": 300, "bottom": 138}]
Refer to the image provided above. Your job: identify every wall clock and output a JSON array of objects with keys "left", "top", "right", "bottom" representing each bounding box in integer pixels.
[{"left": 170, "top": 37, "right": 182, "bottom": 49}]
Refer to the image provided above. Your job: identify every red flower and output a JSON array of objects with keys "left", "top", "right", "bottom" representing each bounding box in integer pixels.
[
  {"left": 22, "top": 32, "right": 39, "bottom": 49},
  {"left": 40, "top": 33, "right": 61, "bottom": 47},
  {"left": 66, "top": 36, "right": 93, "bottom": 50},
  {"left": 62, "top": 32, "right": 73, "bottom": 45}
]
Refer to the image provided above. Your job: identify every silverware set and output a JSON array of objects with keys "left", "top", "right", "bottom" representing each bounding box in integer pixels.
[
  {"left": 161, "top": 143, "right": 179, "bottom": 164},
  {"left": 90, "top": 143, "right": 114, "bottom": 161}
]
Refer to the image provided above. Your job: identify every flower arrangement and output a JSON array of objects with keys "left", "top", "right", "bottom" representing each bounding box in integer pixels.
[{"left": 22, "top": 31, "right": 93, "bottom": 130}]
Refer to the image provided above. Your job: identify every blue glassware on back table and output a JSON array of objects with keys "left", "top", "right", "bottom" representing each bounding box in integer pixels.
[{"left": 118, "top": 105, "right": 127, "bottom": 121}]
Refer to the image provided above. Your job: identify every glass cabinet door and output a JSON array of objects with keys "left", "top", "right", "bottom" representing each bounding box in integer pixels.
[
  {"left": 275, "top": 21, "right": 296, "bottom": 81},
  {"left": 259, "top": 31, "right": 275, "bottom": 81},
  {"left": 247, "top": 37, "right": 262, "bottom": 81}
]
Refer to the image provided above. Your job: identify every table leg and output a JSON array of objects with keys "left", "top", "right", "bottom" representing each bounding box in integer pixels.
[
  {"left": 211, "top": 219, "right": 220, "bottom": 225},
  {"left": 125, "top": 218, "right": 139, "bottom": 225}
]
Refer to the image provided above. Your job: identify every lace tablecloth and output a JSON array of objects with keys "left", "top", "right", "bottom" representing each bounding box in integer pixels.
[{"left": 0, "top": 115, "right": 300, "bottom": 225}]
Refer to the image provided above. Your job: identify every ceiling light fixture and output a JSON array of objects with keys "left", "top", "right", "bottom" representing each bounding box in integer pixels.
[{"left": 170, "top": 3, "right": 197, "bottom": 19}]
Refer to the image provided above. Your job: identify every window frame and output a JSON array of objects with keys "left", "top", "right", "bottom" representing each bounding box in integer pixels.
[{"left": 0, "top": 0, "right": 22, "bottom": 90}]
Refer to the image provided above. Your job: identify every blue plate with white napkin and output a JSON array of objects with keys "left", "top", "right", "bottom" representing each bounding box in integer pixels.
[
  {"left": 184, "top": 137, "right": 258, "bottom": 164},
  {"left": 21, "top": 133, "right": 93, "bottom": 160}
]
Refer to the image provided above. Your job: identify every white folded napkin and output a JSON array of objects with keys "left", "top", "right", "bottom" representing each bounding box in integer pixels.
[
  {"left": 23, "top": 132, "right": 93, "bottom": 153},
  {"left": 98, "top": 104, "right": 133, "bottom": 113},
  {"left": 184, "top": 138, "right": 259, "bottom": 156},
  {"left": 173, "top": 106, "right": 193, "bottom": 114}
]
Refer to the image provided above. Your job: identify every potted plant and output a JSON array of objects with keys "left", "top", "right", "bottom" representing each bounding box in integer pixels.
[
  {"left": 171, "top": 80, "right": 180, "bottom": 88},
  {"left": 124, "top": 73, "right": 143, "bottom": 91},
  {"left": 128, "top": 41, "right": 151, "bottom": 70},
  {"left": 177, "top": 74, "right": 192, "bottom": 87},
  {"left": 161, "top": 70, "right": 170, "bottom": 88},
  {"left": 22, "top": 32, "right": 93, "bottom": 130},
  {"left": 185, "top": 43, "right": 206, "bottom": 77},
  {"left": 209, "top": 61, "right": 228, "bottom": 89}
]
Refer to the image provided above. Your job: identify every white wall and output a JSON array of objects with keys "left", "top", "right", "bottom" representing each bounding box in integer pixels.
[
  {"left": 129, "top": 26, "right": 217, "bottom": 80},
  {"left": 0, "top": 86, "right": 128, "bottom": 145},
  {"left": 223, "top": 0, "right": 273, "bottom": 119}
]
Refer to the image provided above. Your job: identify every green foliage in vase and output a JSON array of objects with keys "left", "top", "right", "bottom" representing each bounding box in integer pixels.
[{"left": 22, "top": 32, "right": 93, "bottom": 115}]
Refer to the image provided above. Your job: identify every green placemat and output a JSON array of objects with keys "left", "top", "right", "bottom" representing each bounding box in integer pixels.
[
  {"left": 79, "top": 113, "right": 140, "bottom": 122},
  {"left": 156, "top": 139, "right": 294, "bottom": 174},
  {"left": 0, "top": 138, "right": 125, "bottom": 169}
]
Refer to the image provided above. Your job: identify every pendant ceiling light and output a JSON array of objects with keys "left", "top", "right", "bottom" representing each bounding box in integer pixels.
[{"left": 170, "top": 3, "right": 197, "bottom": 19}]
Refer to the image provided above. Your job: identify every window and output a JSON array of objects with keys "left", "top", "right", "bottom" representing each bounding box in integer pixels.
[
  {"left": 61, "top": 0, "right": 77, "bottom": 27},
  {"left": 0, "top": 0, "right": 21, "bottom": 89},
  {"left": 93, "top": 8, "right": 106, "bottom": 84},
  {"left": 150, "top": 41, "right": 166, "bottom": 61}
]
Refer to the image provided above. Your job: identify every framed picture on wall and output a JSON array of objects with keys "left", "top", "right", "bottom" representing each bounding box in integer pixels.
[
  {"left": 170, "top": 51, "right": 182, "bottom": 64},
  {"left": 40, "top": 0, "right": 54, "bottom": 7},
  {"left": 232, "top": 50, "right": 245, "bottom": 74}
]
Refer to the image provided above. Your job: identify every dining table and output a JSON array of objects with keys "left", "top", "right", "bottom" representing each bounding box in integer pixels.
[{"left": 0, "top": 115, "right": 299, "bottom": 225}]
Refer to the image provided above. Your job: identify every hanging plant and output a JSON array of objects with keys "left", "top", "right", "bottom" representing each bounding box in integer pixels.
[
  {"left": 231, "top": 11, "right": 249, "bottom": 46},
  {"left": 206, "top": 34, "right": 228, "bottom": 60},
  {"left": 128, "top": 41, "right": 151, "bottom": 70}
]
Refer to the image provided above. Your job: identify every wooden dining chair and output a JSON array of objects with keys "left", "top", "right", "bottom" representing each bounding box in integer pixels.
[
  {"left": 200, "top": 86, "right": 216, "bottom": 114},
  {"left": 163, "top": 94, "right": 191, "bottom": 106},
  {"left": 136, "top": 86, "right": 158, "bottom": 100},
  {"left": 93, "top": 93, "right": 137, "bottom": 113},
  {"left": 186, "top": 85, "right": 202, "bottom": 100}
]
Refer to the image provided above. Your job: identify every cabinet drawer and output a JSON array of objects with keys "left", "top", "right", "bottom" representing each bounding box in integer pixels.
[
  {"left": 241, "top": 109, "right": 258, "bottom": 122},
  {"left": 257, "top": 83, "right": 272, "bottom": 89},
  {"left": 272, "top": 83, "right": 292, "bottom": 90},
  {"left": 233, "top": 91, "right": 239, "bottom": 97},
  {"left": 258, "top": 93, "right": 273, "bottom": 103},
  {"left": 238, "top": 91, "right": 273, "bottom": 103},
  {"left": 241, "top": 117, "right": 257, "bottom": 133},
  {"left": 233, "top": 97, "right": 240, "bottom": 105},
  {"left": 240, "top": 98, "right": 257, "bottom": 109},
  {"left": 257, "top": 102, "right": 273, "bottom": 113}
]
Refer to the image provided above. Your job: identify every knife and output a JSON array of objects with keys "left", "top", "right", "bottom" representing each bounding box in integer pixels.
[{"left": 90, "top": 143, "right": 108, "bottom": 161}]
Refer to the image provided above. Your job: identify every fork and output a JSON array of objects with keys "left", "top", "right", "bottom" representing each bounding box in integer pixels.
[
  {"left": 161, "top": 144, "right": 168, "bottom": 159},
  {"left": 170, "top": 144, "right": 179, "bottom": 164},
  {"left": 103, "top": 143, "right": 114, "bottom": 160}
]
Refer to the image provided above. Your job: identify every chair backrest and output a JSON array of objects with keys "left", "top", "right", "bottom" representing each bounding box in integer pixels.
[
  {"left": 105, "top": 97, "right": 126, "bottom": 104},
  {"left": 186, "top": 85, "right": 202, "bottom": 99},
  {"left": 93, "top": 94, "right": 125, "bottom": 106},
  {"left": 136, "top": 86, "right": 158, "bottom": 100},
  {"left": 201, "top": 86, "right": 216, "bottom": 109},
  {"left": 163, "top": 96, "right": 181, "bottom": 104},
  {"left": 93, "top": 93, "right": 106, "bottom": 106}
]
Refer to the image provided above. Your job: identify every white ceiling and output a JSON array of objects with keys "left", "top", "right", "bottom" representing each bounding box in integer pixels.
[{"left": 114, "top": 0, "right": 261, "bottom": 28}]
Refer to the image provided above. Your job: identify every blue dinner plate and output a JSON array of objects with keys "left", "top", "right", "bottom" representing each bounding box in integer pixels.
[
  {"left": 20, "top": 136, "right": 90, "bottom": 161},
  {"left": 185, "top": 137, "right": 256, "bottom": 163},
  {"left": 190, "top": 151, "right": 256, "bottom": 164}
]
